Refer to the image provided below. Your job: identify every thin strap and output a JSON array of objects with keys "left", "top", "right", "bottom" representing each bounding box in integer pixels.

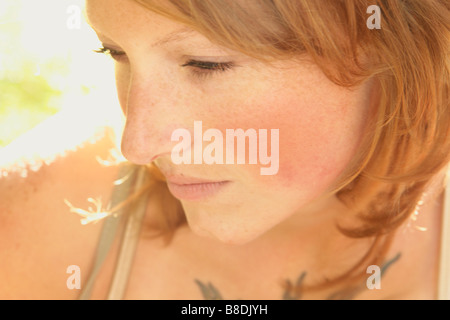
[
  {"left": 106, "top": 165, "right": 149, "bottom": 299},
  {"left": 438, "top": 166, "right": 450, "bottom": 300},
  {"left": 78, "top": 164, "right": 141, "bottom": 300}
]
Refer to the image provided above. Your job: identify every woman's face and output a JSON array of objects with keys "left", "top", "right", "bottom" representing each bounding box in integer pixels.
[{"left": 86, "top": 0, "right": 375, "bottom": 245}]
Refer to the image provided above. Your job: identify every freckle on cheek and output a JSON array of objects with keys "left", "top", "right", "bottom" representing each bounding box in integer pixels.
[
  {"left": 268, "top": 125, "right": 335, "bottom": 190},
  {"left": 271, "top": 125, "right": 305, "bottom": 185},
  {"left": 207, "top": 115, "right": 322, "bottom": 188}
]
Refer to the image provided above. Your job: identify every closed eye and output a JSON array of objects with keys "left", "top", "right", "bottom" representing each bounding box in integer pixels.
[
  {"left": 94, "top": 46, "right": 236, "bottom": 78},
  {"left": 181, "top": 60, "right": 235, "bottom": 79},
  {"left": 94, "top": 46, "right": 127, "bottom": 62}
]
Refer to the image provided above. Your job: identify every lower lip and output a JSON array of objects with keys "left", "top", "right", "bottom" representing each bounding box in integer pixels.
[{"left": 166, "top": 181, "right": 230, "bottom": 201}]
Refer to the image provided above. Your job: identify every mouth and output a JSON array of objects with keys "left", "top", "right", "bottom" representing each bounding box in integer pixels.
[{"left": 165, "top": 175, "right": 231, "bottom": 201}]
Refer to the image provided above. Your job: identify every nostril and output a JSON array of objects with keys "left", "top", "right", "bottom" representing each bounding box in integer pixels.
[
  {"left": 120, "top": 144, "right": 149, "bottom": 165},
  {"left": 121, "top": 118, "right": 190, "bottom": 164},
  {"left": 150, "top": 154, "right": 163, "bottom": 162},
  {"left": 121, "top": 136, "right": 175, "bottom": 165}
]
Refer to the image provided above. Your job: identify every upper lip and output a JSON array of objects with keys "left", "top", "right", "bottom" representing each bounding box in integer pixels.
[{"left": 165, "top": 175, "right": 227, "bottom": 186}]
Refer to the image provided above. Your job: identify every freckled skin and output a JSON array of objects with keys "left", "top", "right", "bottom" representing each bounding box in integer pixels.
[{"left": 86, "top": 0, "right": 375, "bottom": 245}]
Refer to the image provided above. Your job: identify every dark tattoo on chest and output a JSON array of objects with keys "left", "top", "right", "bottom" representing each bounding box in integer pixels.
[{"left": 194, "top": 252, "right": 401, "bottom": 300}]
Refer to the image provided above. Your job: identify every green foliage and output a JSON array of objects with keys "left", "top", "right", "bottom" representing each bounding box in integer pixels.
[
  {"left": 0, "top": 65, "right": 61, "bottom": 114},
  {"left": 0, "top": 62, "right": 63, "bottom": 147},
  {"left": 0, "top": 1, "right": 66, "bottom": 147}
]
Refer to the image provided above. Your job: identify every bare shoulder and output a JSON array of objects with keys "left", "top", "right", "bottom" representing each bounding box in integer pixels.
[{"left": 0, "top": 113, "right": 122, "bottom": 299}]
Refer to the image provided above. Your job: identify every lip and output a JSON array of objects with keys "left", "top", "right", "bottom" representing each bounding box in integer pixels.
[{"left": 165, "top": 175, "right": 230, "bottom": 201}]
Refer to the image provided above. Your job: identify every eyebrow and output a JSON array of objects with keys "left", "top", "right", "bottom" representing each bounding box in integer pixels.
[
  {"left": 88, "top": 18, "right": 198, "bottom": 49},
  {"left": 151, "top": 28, "right": 198, "bottom": 48}
]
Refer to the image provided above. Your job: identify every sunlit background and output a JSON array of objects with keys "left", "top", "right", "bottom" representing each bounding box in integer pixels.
[{"left": 0, "top": 0, "right": 123, "bottom": 150}]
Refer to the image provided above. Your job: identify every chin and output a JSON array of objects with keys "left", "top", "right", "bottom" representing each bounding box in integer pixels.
[
  {"left": 183, "top": 204, "right": 272, "bottom": 245},
  {"left": 188, "top": 220, "right": 264, "bottom": 246}
]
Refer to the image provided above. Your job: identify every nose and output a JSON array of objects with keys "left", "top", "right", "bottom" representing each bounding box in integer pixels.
[{"left": 120, "top": 68, "right": 186, "bottom": 165}]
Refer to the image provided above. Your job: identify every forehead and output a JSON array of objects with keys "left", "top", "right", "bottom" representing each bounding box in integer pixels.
[
  {"left": 85, "top": 0, "right": 180, "bottom": 41},
  {"left": 85, "top": 0, "right": 244, "bottom": 57},
  {"left": 87, "top": 0, "right": 228, "bottom": 52}
]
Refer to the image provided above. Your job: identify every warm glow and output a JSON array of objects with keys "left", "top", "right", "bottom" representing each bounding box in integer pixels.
[{"left": 0, "top": 0, "right": 125, "bottom": 177}]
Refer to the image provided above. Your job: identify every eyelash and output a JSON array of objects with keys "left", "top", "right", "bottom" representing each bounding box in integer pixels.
[
  {"left": 181, "top": 60, "right": 235, "bottom": 79},
  {"left": 94, "top": 47, "right": 127, "bottom": 61},
  {"left": 94, "top": 46, "right": 235, "bottom": 79}
]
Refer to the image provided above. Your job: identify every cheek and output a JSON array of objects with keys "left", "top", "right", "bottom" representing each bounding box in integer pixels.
[
  {"left": 206, "top": 85, "right": 368, "bottom": 192},
  {"left": 269, "top": 94, "right": 367, "bottom": 191}
]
